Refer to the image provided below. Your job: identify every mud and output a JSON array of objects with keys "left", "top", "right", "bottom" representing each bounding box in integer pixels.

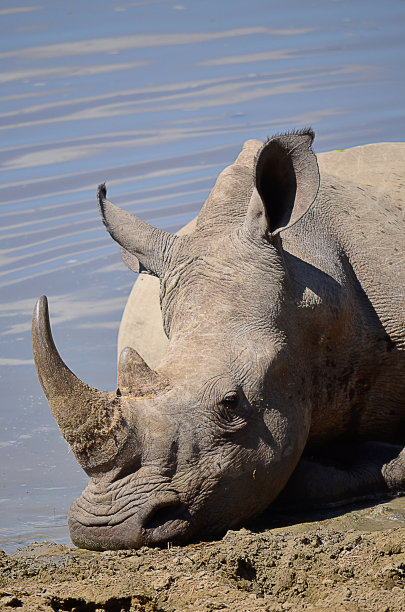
[{"left": 1, "top": 497, "right": 404, "bottom": 611}]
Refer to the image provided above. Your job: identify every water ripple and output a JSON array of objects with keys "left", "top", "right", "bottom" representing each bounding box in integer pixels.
[{"left": 0, "top": 26, "right": 315, "bottom": 60}]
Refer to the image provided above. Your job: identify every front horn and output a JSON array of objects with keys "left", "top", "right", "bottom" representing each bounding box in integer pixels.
[{"left": 32, "top": 296, "right": 132, "bottom": 474}]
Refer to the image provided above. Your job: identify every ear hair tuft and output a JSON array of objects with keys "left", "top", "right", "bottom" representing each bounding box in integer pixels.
[{"left": 263, "top": 127, "right": 315, "bottom": 146}]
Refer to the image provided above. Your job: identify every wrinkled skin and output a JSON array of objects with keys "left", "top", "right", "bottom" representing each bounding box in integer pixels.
[{"left": 32, "top": 130, "right": 405, "bottom": 551}]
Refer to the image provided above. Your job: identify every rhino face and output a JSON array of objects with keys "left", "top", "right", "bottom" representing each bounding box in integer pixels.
[{"left": 33, "top": 130, "right": 320, "bottom": 550}]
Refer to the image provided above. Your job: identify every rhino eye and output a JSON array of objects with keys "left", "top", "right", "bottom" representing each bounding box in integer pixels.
[
  {"left": 217, "top": 392, "right": 250, "bottom": 433},
  {"left": 221, "top": 393, "right": 239, "bottom": 410}
]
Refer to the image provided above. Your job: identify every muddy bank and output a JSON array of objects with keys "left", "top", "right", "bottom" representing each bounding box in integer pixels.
[{"left": 1, "top": 498, "right": 404, "bottom": 611}]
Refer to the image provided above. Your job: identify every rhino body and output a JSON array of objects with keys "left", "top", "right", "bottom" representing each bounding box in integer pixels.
[{"left": 33, "top": 131, "right": 404, "bottom": 551}]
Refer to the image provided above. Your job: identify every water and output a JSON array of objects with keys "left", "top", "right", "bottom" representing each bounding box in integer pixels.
[{"left": 0, "top": 0, "right": 404, "bottom": 554}]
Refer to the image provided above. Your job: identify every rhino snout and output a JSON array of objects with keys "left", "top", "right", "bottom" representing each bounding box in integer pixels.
[{"left": 68, "top": 492, "right": 191, "bottom": 550}]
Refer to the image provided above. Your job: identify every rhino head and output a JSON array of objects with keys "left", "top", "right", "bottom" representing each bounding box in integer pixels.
[{"left": 33, "top": 130, "right": 320, "bottom": 550}]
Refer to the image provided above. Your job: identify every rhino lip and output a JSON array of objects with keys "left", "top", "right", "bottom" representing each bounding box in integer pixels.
[{"left": 141, "top": 499, "right": 191, "bottom": 545}]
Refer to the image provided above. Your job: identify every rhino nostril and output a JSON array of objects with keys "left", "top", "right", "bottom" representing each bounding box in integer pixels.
[{"left": 142, "top": 501, "right": 185, "bottom": 532}]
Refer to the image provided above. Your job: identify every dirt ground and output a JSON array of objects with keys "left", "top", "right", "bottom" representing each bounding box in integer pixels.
[{"left": 1, "top": 496, "right": 404, "bottom": 612}]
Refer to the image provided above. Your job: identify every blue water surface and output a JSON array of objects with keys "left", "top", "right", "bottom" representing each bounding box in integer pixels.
[{"left": 0, "top": 0, "right": 404, "bottom": 552}]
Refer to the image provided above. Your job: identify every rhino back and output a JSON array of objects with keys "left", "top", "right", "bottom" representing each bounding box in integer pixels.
[{"left": 318, "top": 142, "right": 405, "bottom": 224}]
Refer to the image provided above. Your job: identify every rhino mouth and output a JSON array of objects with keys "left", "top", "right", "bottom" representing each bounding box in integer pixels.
[{"left": 68, "top": 475, "right": 194, "bottom": 550}]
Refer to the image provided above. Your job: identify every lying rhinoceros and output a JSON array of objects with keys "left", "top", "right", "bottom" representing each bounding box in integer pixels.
[{"left": 32, "top": 130, "right": 405, "bottom": 551}]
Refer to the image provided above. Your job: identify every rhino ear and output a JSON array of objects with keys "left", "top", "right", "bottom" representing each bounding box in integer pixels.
[
  {"left": 98, "top": 184, "right": 178, "bottom": 278},
  {"left": 244, "top": 129, "right": 320, "bottom": 239}
]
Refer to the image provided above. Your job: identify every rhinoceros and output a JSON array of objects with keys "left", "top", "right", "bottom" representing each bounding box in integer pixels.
[{"left": 32, "top": 130, "right": 405, "bottom": 551}]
